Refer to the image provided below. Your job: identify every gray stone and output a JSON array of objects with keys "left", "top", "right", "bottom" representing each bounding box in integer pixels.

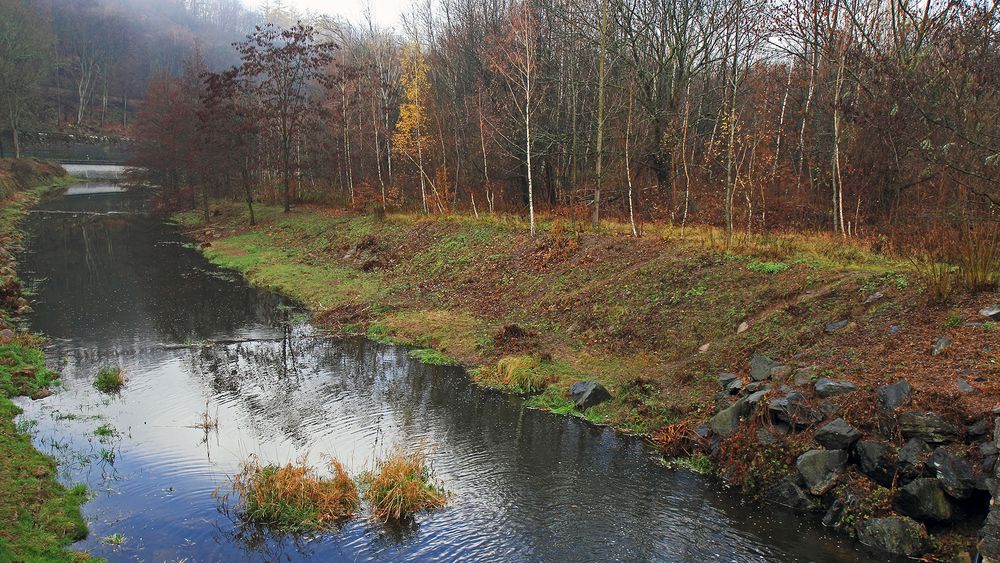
[
  {"left": 744, "top": 389, "right": 770, "bottom": 408},
  {"left": 899, "top": 411, "right": 962, "bottom": 444},
  {"left": 718, "top": 372, "right": 739, "bottom": 389},
  {"left": 710, "top": 400, "right": 750, "bottom": 438},
  {"left": 855, "top": 517, "right": 925, "bottom": 557},
  {"left": 770, "top": 365, "right": 793, "bottom": 380},
  {"left": 796, "top": 449, "right": 848, "bottom": 495},
  {"left": 981, "top": 304, "right": 1000, "bottom": 321},
  {"left": 894, "top": 478, "right": 954, "bottom": 522},
  {"left": 724, "top": 378, "right": 744, "bottom": 395},
  {"left": 814, "top": 377, "right": 857, "bottom": 398},
  {"left": 825, "top": 319, "right": 849, "bottom": 333},
  {"left": 889, "top": 325, "right": 901, "bottom": 335},
  {"left": 569, "top": 381, "right": 612, "bottom": 410},
  {"left": 899, "top": 439, "right": 931, "bottom": 480},
  {"left": 877, "top": 380, "right": 912, "bottom": 411},
  {"left": 856, "top": 440, "right": 898, "bottom": 487},
  {"left": 863, "top": 291, "right": 884, "bottom": 305},
  {"left": 931, "top": 336, "right": 952, "bottom": 356},
  {"left": 814, "top": 418, "right": 861, "bottom": 450},
  {"left": 750, "top": 354, "right": 780, "bottom": 381},
  {"left": 968, "top": 418, "right": 992, "bottom": 439},
  {"left": 792, "top": 366, "right": 818, "bottom": 386},
  {"left": 765, "top": 477, "right": 821, "bottom": 512},
  {"left": 0, "top": 328, "right": 12, "bottom": 342},
  {"left": 741, "top": 381, "right": 771, "bottom": 395},
  {"left": 769, "top": 392, "right": 822, "bottom": 429},
  {"left": 956, "top": 379, "right": 975, "bottom": 394},
  {"left": 928, "top": 447, "right": 975, "bottom": 500}
]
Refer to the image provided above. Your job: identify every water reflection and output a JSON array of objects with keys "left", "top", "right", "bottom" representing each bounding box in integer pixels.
[{"left": 13, "top": 179, "right": 884, "bottom": 561}]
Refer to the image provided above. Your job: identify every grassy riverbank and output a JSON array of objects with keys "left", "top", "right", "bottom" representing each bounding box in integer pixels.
[
  {"left": 177, "top": 203, "right": 997, "bottom": 431},
  {"left": 0, "top": 161, "right": 90, "bottom": 561}
]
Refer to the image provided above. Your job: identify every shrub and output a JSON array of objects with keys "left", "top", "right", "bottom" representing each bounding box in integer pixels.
[
  {"left": 232, "top": 456, "right": 359, "bottom": 530},
  {"left": 957, "top": 223, "right": 999, "bottom": 291},
  {"left": 910, "top": 255, "right": 955, "bottom": 304},
  {"left": 93, "top": 367, "right": 125, "bottom": 394},
  {"left": 360, "top": 446, "right": 447, "bottom": 521}
]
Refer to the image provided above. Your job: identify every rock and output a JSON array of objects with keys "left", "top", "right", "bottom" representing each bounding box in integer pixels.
[
  {"left": 981, "top": 499, "right": 1000, "bottom": 559},
  {"left": 855, "top": 517, "right": 925, "bottom": 557},
  {"left": 0, "top": 328, "right": 12, "bottom": 343},
  {"left": 825, "top": 319, "right": 849, "bottom": 333},
  {"left": 968, "top": 418, "right": 992, "bottom": 439},
  {"left": 814, "top": 378, "right": 857, "bottom": 398},
  {"left": 737, "top": 321, "right": 750, "bottom": 333},
  {"left": 822, "top": 498, "right": 847, "bottom": 529},
  {"left": 899, "top": 439, "right": 931, "bottom": 480},
  {"left": 876, "top": 380, "right": 912, "bottom": 412},
  {"left": 889, "top": 325, "right": 901, "bottom": 335},
  {"left": 899, "top": 411, "right": 962, "bottom": 444},
  {"left": 894, "top": 478, "right": 954, "bottom": 522},
  {"left": 569, "top": 381, "right": 612, "bottom": 410},
  {"left": 770, "top": 365, "right": 792, "bottom": 380},
  {"left": 765, "top": 477, "right": 820, "bottom": 512},
  {"left": 710, "top": 400, "right": 750, "bottom": 438},
  {"left": 956, "top": 379, "right": 975, "bottom": 394},
  {"left": 725, "top": 378, "right": 744, "bottom": 395},
  {"left": 718, "top": 372, "right": 739, "bottom": 389},
  {"left": 931, "top": 336, "right": 952, "bottom": 356},
  {"left": 981, "top": 304, "right": 1000, "bottom": 321},
  {"left": 863, "top": 291, "right": 884, "bottom": 305},
  {"left": 750, "top": 354, "right": 781, "bottom": 381},
  {"left": 815, "top": 418, "right": 861, "bottom": 450},
  {"left": 792, "top": 366, "right": 818, "bottom": 386},
  {"left": 928, "top": 447, "right": 975, "bottom": 500},
  {"left": 856, "top": 440, "right": 898, "bottom": 487},
  {"left": 796, "top": 449, "right": 848, "bottom": 495},
  {"left": 698, "top": 343, "right": 710, "bottom": 353},
  {"left": 769, "top": 392, "right": 822, "bottom": 428},
  {"left": 742, "top": 381, "right": 770, "bottom": 395}
]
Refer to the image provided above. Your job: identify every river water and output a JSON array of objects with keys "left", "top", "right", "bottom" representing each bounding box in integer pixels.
[{"left": 13, "top": 174, "right": 883, "bottom": 561}]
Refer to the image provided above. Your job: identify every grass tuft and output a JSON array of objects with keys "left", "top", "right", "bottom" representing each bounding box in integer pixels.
[
  {"left": 232, "top": 456, "right": 359, "bottom": 531},
  {"left": 407, "top": 348, "right": 458, "bottom": 366},
  {"left": 360, "top": 446, "right": 448, "bottom": 522},
  {"left": 93, "top": 367, "right": 125, "bottom": 394}
]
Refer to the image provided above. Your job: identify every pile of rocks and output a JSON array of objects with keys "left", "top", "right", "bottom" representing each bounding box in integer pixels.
[{"left": 706, "top": 353, "right": 994, "bottom": 558}]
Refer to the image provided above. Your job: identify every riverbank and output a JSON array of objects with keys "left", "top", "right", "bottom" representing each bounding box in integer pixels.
[
  {"left": 0, "top": 160, "right": 89, "bottom": 561},
  {"left": 177, "top": 201, "right": 999, "bottom": 558}
]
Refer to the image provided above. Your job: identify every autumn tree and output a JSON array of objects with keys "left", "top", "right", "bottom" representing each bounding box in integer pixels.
[
  {"left": 394, "top": 41, "right": 435, "bottom": 214},
  {"left": 0, "top": 0, "right": 52, "bottom": 158}
]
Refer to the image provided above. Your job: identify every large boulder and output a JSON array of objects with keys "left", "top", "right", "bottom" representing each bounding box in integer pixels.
[
  {"left": 856, "top": 440, "right": 897, "bottom": 487},
  {"left": 894, "top": 478, "right": 954, "bottom": 522},
  {"left": 928, "top": 447, "right": 975, "bottom": 500},
  {"left": 877, "top": 380, "right": 912, "bottom": 411},
  {"left": 765, "top": 477, "right": 821, "bottom": 512},
  {"left": 814, "top": 377, "right": 857, "bottom": 398},
  {"left": 750, "top": 354, "right": 783, "bottom": 382},
  {"left": 710, "top": 400, "right": 751, "bottom": 438},
  {"left": 796, "top": 449, "right": 848, "bottom": 495},
  {"left": 898, "top": 411, "right": 962, "bottom": 444},
  {"left": 855, "top": 517, "right": 925, "bottom": 557},
  {"left": 814, "top": 418, "right": 861, "bottom": 450},
  {"left": 568, "top": 381, "right": 612, "bottom": 410}
]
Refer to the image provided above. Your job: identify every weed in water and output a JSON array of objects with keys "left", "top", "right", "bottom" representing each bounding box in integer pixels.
[
  {"left": 407, "top": 348, "right": 458, "bottom": 366},
  {"left": 93, "top": 367, "right": 125, "bottom": 394},
  {"left": 93, "top": 424, "right": 115, "bottom": 439},
  {"left": 101, "top": 532, "right": 125, "bottom": 546},
  {"left": 99, "top": 448, "right": 116, "bottom": 465},
  {"left": 662, "top": 454, "right": 715, "bottom": 476},
  {"left": 360, "top": 446, "right": 447, "bottom": 522},
  {"left": 190, "top": 402, "right": 219, "bottom": 431},
  {"left": 14, "top": 418, "right": 37, "bottom": 434},
  {"left": 231, "top": 456, "right": 359, "bottom": 530}
]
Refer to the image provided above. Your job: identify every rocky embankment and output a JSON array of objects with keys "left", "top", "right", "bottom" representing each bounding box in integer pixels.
[{"left": 703, "top": 304, "right": 1000, "bottom": 559}]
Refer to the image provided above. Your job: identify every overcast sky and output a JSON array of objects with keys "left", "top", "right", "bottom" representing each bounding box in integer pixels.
[{"left": 248, "top": 0, "right": 409, "bottom": 27}]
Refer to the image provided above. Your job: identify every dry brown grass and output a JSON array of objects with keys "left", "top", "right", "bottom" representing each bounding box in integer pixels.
[
  {"left": 361, "top": 446, "right": 447, "bottom": 521},
  {"left": 232, "top": 455, "right": 359, "bottom": 530}
]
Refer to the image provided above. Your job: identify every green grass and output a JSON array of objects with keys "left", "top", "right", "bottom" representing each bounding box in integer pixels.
[
  {"left": 747, "top": 260, "right": 791, "bottom": 274},
  {"left": 93, "top": 424, "right": 116, "bottom": 439},
  {"left": 662, "top": 454, "right": 716, "bottom": 475},
  {"left": 101, "top": 532, "right": 125, "bottom": 546},
  {"left": 408, "top": 348, "right": 459, "bottom": 366},
  {"left": 93, "top": 367, "right": 125, "bottom": 394}
]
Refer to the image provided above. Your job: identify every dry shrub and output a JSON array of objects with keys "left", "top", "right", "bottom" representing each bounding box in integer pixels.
[
  {"left": 911, "top": 255, "right": 955, "bottom": 304},
  {"left": 232, "top": 456, "right": 359, "bottom": 530},
  {"left": 361, "top": 446, "right": 447, "bottom": 521},
  {"left": 957, "top": 223, "right": 999, "bottom": 291}
]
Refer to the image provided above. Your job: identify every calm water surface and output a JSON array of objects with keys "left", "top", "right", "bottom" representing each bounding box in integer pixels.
[{"left": 14, "top": 173, "right": 886, "bottom": 561}]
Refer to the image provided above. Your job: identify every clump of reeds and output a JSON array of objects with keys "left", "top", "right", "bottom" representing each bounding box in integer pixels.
[
  {"left": 93, "top": 366, "right": 126, "bottom": 394},
  {"left": 190, "top": 402, "right": 218, "bottom": 430},
  {"left": 957, "top": 223, "right": 999, "bottom": 291},
  {"left": 360, "top": 446, "right": 448, "bottom": 522},
  {"left": 232, "top": 456, "right": 359, "bottom": 530}
]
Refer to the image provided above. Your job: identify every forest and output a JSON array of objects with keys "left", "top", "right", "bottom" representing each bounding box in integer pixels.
[{"left": 2, "top": 0, "right": 998, "bottom": 248}]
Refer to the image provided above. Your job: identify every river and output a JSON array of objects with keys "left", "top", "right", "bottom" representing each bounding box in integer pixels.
[{"left": 12, "top": 170, "right": 884, "bottom": 561}]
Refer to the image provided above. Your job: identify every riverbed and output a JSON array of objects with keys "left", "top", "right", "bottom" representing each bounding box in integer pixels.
[{"left": 12, "top": 173, "right": 883, "bottom": 561}]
